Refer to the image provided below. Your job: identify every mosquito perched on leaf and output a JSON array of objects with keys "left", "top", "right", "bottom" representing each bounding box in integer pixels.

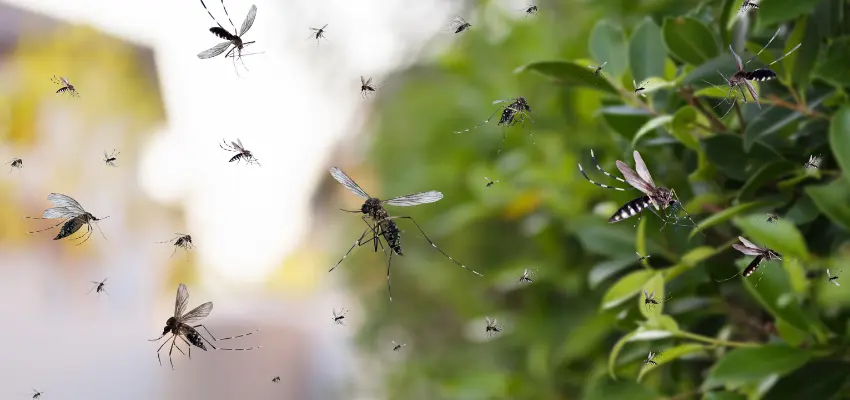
[
  {"left": 220, "top": 138, "right": 260, "bottom": 165},
  {"left": 197, "top": 0, "right": 259, "bottom": 76},
  {"left": 87, "top": 278, "right": 109, "bottom": 297},
  {"left": 716, "top": 236, "right": 782, "bottom": 286},
  {"left": 51, "top": 75, "right": 79, "bottom": 97},
  {"left": 332, "top": 308, "right": 349, "bottom": 325},
  {"left": 454, "top": 97, "right": 534, "bottom": 154},
  {"left": 308, "top": 24, "right": 328, "bottom": 43},
  {"left": 485, "top": 317, "right": 502, "bottom": 338},
  {"left": 103, "top": 150, "right": 120, "bottom": 167},
  {"left": 7, "top": 158, "right": 22, "bottom": 173},
  {"left": 447, "top": 16, "right": 471, "bottom": 34},
  {"left": 26, "top": 193, "right": 108, "bottom": 245},
  {"left": 643, "top": 290, "right": 672, "bottom": 312},
  {"left": 158, "top": 233, "right": 195, "bottom": 259},
  {"left": 149, "top": 283, "right": 259, "bottom": 369}
]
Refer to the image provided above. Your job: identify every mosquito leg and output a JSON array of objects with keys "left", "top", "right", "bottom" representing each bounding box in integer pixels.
[
  {"left": 170, "top": 246, "right": 178, "bottom": 259},
  {"left": 194, "top": 324, "right": 259, "bottom": 350},
  {"left": 383, "top": 215, "right": 483, "bottom": 276},
  {"left": 454, "top": 106, "right": 503, "bottom": 134},
  {"left": 496, "top": 128, "right": 508, "bottom": 155},
  {"left": 329, "top": 227, "right": 371, "bottom": 272},
  {"left": 178, "top": 336, "right": 192, "bottom": 359},
  {"left": 26, "top": 218, "right": 71, "bottom": 233},
  {"left": 194, "top": 324, "right": 258, "bottom": 341},
  {"left": 155, "top": 336, "right": 170, "bottom": 366},
  {"left": 198, "top": 0, "right": 226, "bottom": 30},
  {"left": 218, "top": 0, "right": 236, "bottom": 31},
  {"left": 386, "top": 250, "right": 394, "bottom": 302}
]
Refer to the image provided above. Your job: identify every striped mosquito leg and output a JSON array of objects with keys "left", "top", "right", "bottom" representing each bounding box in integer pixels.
[
  {"left": 26, "top": 217, "right": 71, "bottom": 233},
  {"left": 454, "top": 107, "right": 503, "bottom": 134},
  {"left": 590, "top": 149, "right": 630, "bottom": 186},
  {"left": 195, "top": 324, "right": 260, "bottom": 351},
  {"left": 384, "top": 215, "right": 483, "bottom": 277},
  {"left": 386, "top": 249, "right": 395, "bottom": 302},
  {"left": 329, "top": 227, "right": 372, "bottom": 272},
  {"left": 198, "top": 0, "right": 226, "bottom": 30}
]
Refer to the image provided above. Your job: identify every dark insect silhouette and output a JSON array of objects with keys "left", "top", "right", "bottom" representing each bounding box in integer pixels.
[
  {"left": 637, "top": 252, "right": 651, "bottom": 261},
  {"left": 643, "top": 290, "right": 672, "bottom": 312},
  {"left": 484, "top": 177, "right": 499, "bottom": 188},
  {"left": 454, "top": 97, "right": 534, "bottom": 154},
  {"left": 766, "top": 213, "right": 779, "bottom": 223},
  {"left": 197, "top": 0, "right": 259, "bottom": 75},
  {"left": 308, "top": 24, "right": 328, "bottom": 43},
  {"left": 643, "top": 351, "right": 661, "bottom": 367},
  {"left": 87, "top": 278, "right": 109, "bottom": 297},
  {"left": 448, "top": 16, "right": 471, "bottom": 34},
  {"left": 359, "top": 76, "right": 381, "bottom": 98},
  {"left": 588, "top": 61, "right": 608, "bottom": 77},
  {"left": 272, "top": 376, "right": 280, "bottom": 383},
  {"left": 520, "top": 5, "right": 538, "bottom": 16},
  {"left": 633, "top": 79, "right": 649, "bottom": 97},
  {"left": 804, "top": 154, "right": 822, "bottom": 170},
  {"left": 31, "top": 389, "right": 43, "bottom": 399},
  {"left": 220, "top": 138, "right": 260, "bottom": 165},
  {"left": 149, "top": 283, "right": 259, "bottom": 369},
  {"left": 716, "top": 236, "right": 782, "bottom": 285},
  {"left": 158, "top": 233, "right": 195, "bottom": 259},
  {"left": 51, "top": 75, "right": 78, "bottom": 97},
  {"left": 328, "top": 167, "right": 480, "bottom": 302},
  {"left": 7, "top": 158, "right": 22, "bottom": 173},
  {"left": 392, "top": 341, "right": 406, "bottom": 351},
  {"left": 827, "top": 269, "right": 841, "bottom": 287},
  {"left": 26, "top": 193, "right": 108, "bottom": 245},
  {"left": 485, "top": 317, "right": 502, "bottom": 338},
  {"left": 518, "top": 268, "right": 535, "bottom": 283},
  {"left": 739, "top": 0, "right": 759, "bottom": 13},
  {"left": 332, "top": 308, "right": 349, "bottom": 325},
  {"left": 103, "top": 150, "right": 120, "bottom": 167}
]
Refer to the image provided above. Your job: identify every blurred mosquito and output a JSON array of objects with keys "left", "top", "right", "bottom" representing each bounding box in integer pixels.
[
  {"left": 26, "top": 193, "right": 108, "bottom": 245},
  {"left": 31, "top": 389, "right": 43, "bottom": 399},
  {"left": 158, "top": 233, "right": 195, "bottom": 259},
  {"left": 329, "top": 167, "right": 480, "bottom": 302},
  {"left": 197, "top": 1, "right": 259, "bottom": 76},
  {"left": 827, "top": 269, "right": 841, "bottom": 287},
  {"left": 643, "top": 290, "right": 672, "bottom": 312},
  {"left": 272, "top": 376, "right": 280, "bottom": 383},
  {"left": 103, "top": 150, "right": 120, "bottom": 167},
  {"left": 392, "top": 341, "right": 406, "bottom": 351},
  {"left": 637, "top": 252, "right": 650, "bottom": 261},
  {"left": 766, "top": 213, "right": 779, "bottom": 223},
  {"left": 454, "top": 97, "right": 534, "bottom": 154},
  {"left": 804, "top": 154, "right": 822, "bottom": 170},
  {"left": 51, "top": 75, "right": 78, "bottom": 97},
  {"left": 485, "top": 317, "right": 502, "bottom": 338},
  {"left": 589, "top": 62, "right": 607, "bottom": 77},
  {"left": 485, "top": 177, "right": 499, "bottom": 188},
  {"left": 643, "top": 351, "right": 661, "bottom": 367},
  {"left": 520, "top": 5, "right": 538, "bottom": 16},
  {"left": 633, "top": 79, "right": 649, "bottom": 97},
  {"left": 220, "top": 138, "right": 259, "bottom": 165},
  {"left": 332, "top": 308, "right": 349, "bottom": 325},
  {"left": 716, "top": 236, "right": 782, "bottom": 285},
  {"left": 518, "top": 268, "right": 535, "bottom": 283},
  {"left": 359, "top": 76, "right": 382, "bottom": 98},
  {"left": 308, "top": 24, "right": 328, "bottom": 43},
  {"left": 739, "top": 0, "right": 759, "bottom": 13},
  {"left": 149, "top": 283, "right": 259, "bottom": 369},
  {"left": 7, "top": 158, "right": 22, "bottom": 173},
  {"left": 447, "top": 16, "right": 471, "bottom": 34},
  {"left": 87, "top": 278, "right": 109, "bottom": 297}
]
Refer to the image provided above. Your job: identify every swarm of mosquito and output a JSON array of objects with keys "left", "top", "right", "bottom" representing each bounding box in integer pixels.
[
  {"left": 643, "top": 290, "right": 672, "bottom": 312},
  {"left": 308, "top": 24, "right": 328, "bottom": 43},
  {"left": 7, "top": 158, "right": 22, "bottom": 173},
  {"left": 220, "top": 138, "right": 260, "bottom": 165},
  {"left": 392, "top": 341, "right": 406, "bottom": 351},
  {"left": 332, "top": 308, "right": 349, "bottom": 325},
  {"left": 50, "top": 75, "right": 78, "bottom": 97},
  {"left": 827, "top": 269, "right": 841, "bottom": 287},
  {"left": 158, "top": 233, "right": 195, "bottom": 259},
  {"left": 447, "top": 16, "right": 471, "bottom": 34},
  {"left": 26, "top": 193, "right": 108, "bottom": 245},
  {"left": 87, "top": 278, "right": 109, "bottom": 297},
  {"left": 197, "top": 0, "right": 259, "bottom": 76},
  {"left": 485, "top": 317, "right": 502, "bottom": 338},
  {"left": 103, "top": 150, "right": 120, "bottom": 167},
  {"left": 149, "top": 283, "right": 259, "bottom": 369},
  {"left": 454, "top": 97, "right": 534, "bottom": 154}
]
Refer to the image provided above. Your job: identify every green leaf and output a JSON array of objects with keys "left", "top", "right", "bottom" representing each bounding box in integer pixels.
[
  {"left": 737, "top": 161, "right": 797, "bottom": 202},
  {"left": 813, "top": 36, "right": 850, "bottom": 88},
  {"left": 639, "top": 273, "right": 666, "bottom": 319},
  {"left": 733, "top": 214, "right": 809, "bottom": 261},
  {"left": 704, "top": 345, "right": 812, "bottom": 389},
  {"left": 705, "top": 393, "right": 746, "bottom": 400},
  {"left": 764, "top": 361, "right": 850, "bottom": 400},
  {"left": 600, "top": 106, "right": 653, "bottom": 141},
  {"left": 756, "top": 0, "right": 822, "bottom": 31},
  {"left": 516, "top": 60, "right": 619, "bottom": 95},
  {"left": 589, "top": 257, "right": 638, "bottom": 289},
  {"left": 670, "top": 106, "right": 701, "bottom": 151},
  {"left": 689, "top": 201, "right": 773, "bottom": 239},
  {"left": 806, "top": 178, "right": 850, "bottom": 231},
  {"left": 608, "top": 326, "right": 676, "bottom": 379},
  {"left": 743, "top": 105, "right": 803, "bottom": 152},
  {"left": 631, "top": 115, "right": 673, "bottom": 146},
  {"left": 701, "top": 134, "right": 783, "bottom": 181},
  {"left": 586, "top": 378, "right": 659, "bottom": 400},
  {"left": 786, "top": 17, "right": 819, "bottom": 88},
  {"left": 602, "top": 270, "right": 655, "bottom": 309},
  {"left": 661, "top": 17, "right": 719, "bottom": 65},
  {"left": 740, "top": 257, "right": 822, "bottom": 336},
  {"left": 637, "top": 343, "right": 707, "bottom": 382},
  {"left": 589, "top": 20, "right": 628, "bottom": 77},
  {"left": 829, "top": 105, "right": 850, "bottom": 184},
  {"left": 629, "top": 18, "right": 666, "bottom": 82}
]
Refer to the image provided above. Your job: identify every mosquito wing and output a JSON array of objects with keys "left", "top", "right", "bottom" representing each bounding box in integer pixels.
[
  {"left": 729, "top": 45, "right": 744, "bottom": 71},
  {"left": 383, "top": 191, "right": 443, "bottom": 206},
  {"left": 174, "top": 283, "right": 190, "bottom": 318},
  {"left": 827, "top": 269, "right": 831, "bottom": 278},
  {"left": 234, "top": 138, "right": 245, "bottom": 151},
  {"left": 360, "top": 76, "right": 366, "bottom": 86},
  {"left": 47, "top": 193, "right": 86, "bottom": 214},
  {"left": 632, "top": 151, "right": 656, "bottom": 188},
  {"left": 180, "top": 301, "right": 213, "bottom": 324},
  {"left": 42, "top": 206, "right": 83, "bottom": 219},
  {"left": 239, "top": 5, "right": 258, "bottom": 36},
  {"left": 644, "top": 290, "right": 650, "bottom": 300},
  {"left": 321, "top": 23, "right": 328, "bottom": 30},
  {"left": 600, "top": 61, "right": 607, "bottom": 67},
  {"left": 615, "top": 161, "right": 655, "bottom": 195},
  {"left": 738, "top": 236, "right": 761, "bottom": 251},
  {"left": 329, "top": 167, "right": 370, "bottom": 198},
  {"left": 485, "top": 316, "right": 492, "bottom": 326},
  {"left": 492, "top": 98, "right": 514, "bottom": 105},
  {"left": 61, "top": 77, "right": 71, "bottom": 86},
  {"left": 198, "top": 42, "right": 232, "bottom": 59},
  {"left": 733, "top": 244, "right": 764, "bottom": 256},
  {"left": 365, "top": 77, "right": 373, "bottom": 86}
]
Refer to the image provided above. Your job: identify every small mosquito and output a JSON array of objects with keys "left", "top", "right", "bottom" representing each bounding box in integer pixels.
[
  {"left": 7, "top": 158, "right": 22, "bottom": 173},
  {"left": 717, "top": 236, "right": 782, "bottom": 284},
  {"left": 359, "top": 76, "right": 382, "bottom": 98},
  {"left": 332, "top": 308, "right": 349, "bottom": 325},
  {"left": 588, "top": 62, "right": 608, "bottom": 77},
  {"left": 518, "top": 268, "right": 535, "bottom": 283},
  {"left": 643, "top": 290, "right": 672, "bottom": 312},
  {"left": 197, "top": 1, "right": 259, "bottom": 75},
  {"left": 454, "top": 97, "right": 534, "bottom": 154},
  {"left": 448, "top": 16, "right": 471, "bottom": 34},
  {"left": 392, "top": 341, "right": 406, "bottom": 351},
  {"left": 643, "top": 351, "right": 661, "bottom": 367},
  {"left": 103, "top": 150, "right": 120, "bottom": 167},
  {"left": 149, "top": 283, "right": 259, "bottom": 369},
  {"left": 31, "top": 389, "right": 43, "bottom": 399},
  {"left": 26, "top": 193, "right": 108, "bottom": 245},
  {"left": 158, "top": 233, "right": 195, "bottom": 259},
  {"left": 766, "top": 213, "right": 779, "bottom": 223},
  {"left": 220, "top": 138, "right": 260, "bottom": 165},
  {"left": 485, "top": 317, "right": 502, "bottom": 338},
  {"left": 272, "top": 376, "right": 280, "bottom": 383},
  {"left": 51, "top": 75, "right": 78, "bottom": 97},
  {"left": 636, "top": 252, "right": 651, "bottom": 261},
  {"left": 308, "top": 24, "right": 328, "bottom": 43},
  {"left": 329, "top": 167, "right": 480, "bottom": 302},
  {"left": 804, "top": 154, "right": 822, "bottom": 170},
  {"left": 520, "top": 5, "right": 538, "bottom": 16},
  {"left": 485, "top": 177, "right": 499, "bottom": 188},
  {"left": 739, "top": 0, "right": 759, "bottom": 13},
  {"left": 633, "top": 79, "right": 649, "bottom": 97},
  {"left": 87, "top": 278, "right": 109, "bottom": 297},
  {"left": 827, "top": 269, "right": 841, "bottom": 287}
]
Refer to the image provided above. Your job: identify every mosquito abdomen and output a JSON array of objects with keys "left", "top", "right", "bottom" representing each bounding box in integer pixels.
[
  {"left": 745, "top": 69, "right": 776, "bottom": 81},
  {"left": 186, "top": 329, "right": 208, "bottom": 350},
  {"left": 384, "top": 220, "right": 403, "bottom": 256},
  {"left": 210, "top": 27, "right": 236, "bottom": 41},
  {"left": 55, "top": 217, "right": 85, "bottom": 240},
  {"left": 608, "top": 196, "right": 653, "bottom": 223}
]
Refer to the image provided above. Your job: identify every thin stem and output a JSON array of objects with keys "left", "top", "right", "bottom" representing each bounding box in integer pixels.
[
  {"left": 764, "top": 95, "right": 828, "bottom": 120},
  {"left": 678, "top": 87, "right": 728, "bottom": 132},
  {"left": 676, "top": 330, "right": 759, "bottom": 348}
]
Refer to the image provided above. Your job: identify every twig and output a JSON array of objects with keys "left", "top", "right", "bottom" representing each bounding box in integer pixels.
[
  {"left": 678, "top": 87, "right": 728, "bottom": 132},
  {"left": 764, "top": 95, "right": 828, "bottom": 120}
]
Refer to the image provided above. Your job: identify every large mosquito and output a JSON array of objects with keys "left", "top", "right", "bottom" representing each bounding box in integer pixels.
[
  {"left": 589, "top": 61, "right": 608, "bottom": 77},
  {"left": 308, "top": 24, "right": 328, "bottom": 43},
  {"left": 643, "top": 290, "right": 672, "bottom": 312},
  {"left": 158, "top": 233, "right": 195, "bottom": 259},
  {"left": 329, "top": 167, "right": 480, "bottom": 302},
  {"left": 448, "top": 17, "right": 471, "bottom": 34},
  {"left": 454, "top": 97, "right": 534, "bottom": 154},
  {"left": 31, "top": 389, "right": 43, "bottom": 399},
  {"left": 220, "top": 138, "right": 259, "bottom": 165},
  {"left": 518, "top": 268, "right": 535, "bottom": 283},
  {"left": 827, "top": 269, "right": 841, "bottom": 287},
  {"left": 197, "top": 1, "right": 259, "bottom": 75},
  {"left": 51, "top": 75, "right": 78, "bottom": 97},
  {"left": 717, "top": 236, "right": 782, "bottom": 284},
  {"left": 103, "top": 150, "right": 120, "bottom": 167},
  {"left": 149, "top": 283, "right": 259, "bottom": 369},
  {"left": 392, "top": 341, "right": 406, "bottom": 351},
  {"left": 26, "top": 193, "right": 108, "bottom": 245},
  {"left": 7, "top": 158, "right": 22, "bottom": 173},
  {"left": 332, "top": 308, "right": 349, "bottom": 325},
  {"left": 578, "top": 150, "right": 696, "bottom": 229},
  {"left": 87, "top": 278, "right": 109, "bottom": 297},
  {"left": 485, "top": 317, "right": 502, "bottom": 338}
]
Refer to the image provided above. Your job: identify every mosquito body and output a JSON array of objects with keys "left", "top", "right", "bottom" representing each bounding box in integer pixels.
[
  {"left": 804, "top": 154, "right": 822, "bottom": 170},
  {"left": 643, "top": 290, "right": 672, "bottom": 312},
  {"left": 103, "top": 150, "right": 120, "bottom": 167},
  {"left": 197, "top": 1, "right": 259, "bottom": 75},
  {"left": 589, "top": 61, "right": 608, "bottom": 77},
  {"left": 392, "top": 341, "right": 406, "bottom": 351},
  {"left": 272, "top": 376, "right": 280, "bottom": 383},
  {"left": 158, "top": 233, "right": 195, "bottom": 259},
  {"left": 26, "top": 193, "right": 108, "bottom": 245},
  {"left": 766, "top": 213, "right": 779, "bottom": 223},
  {"left": 332, "top": 308, "right": 349, "bottom": 325},
  {"left": 220, "top": 138, "right": 260, "bottom": 165},
  {"left": 51, "top": 75, "right": 78, "bottom": 97},
  {"left": 328, "top": 167, "right": 480, "bottom": 302},
  {"left": 633, "top": 79, "right": 649, "bottom": 97},
  {"left": 87, "top": 278, "right": 109, "bottom": 297},
  {"left": 643, "top": 351, "right": 660, "bottom": 367},
  {"left": 637, "top": 252, "right": 651, "bottom": 261},
  {"left": 521, "top": 5, "right": 538, "bottom": 16},
  {"left": 518, "top": 268, "right": 535, "bottom": 283},
  {"left": 308, "top": 24, "right": 328, "bottom": 42},
  {"left": 827, "top": 269, "right": 840, "bottom": 287},
  {"left": 454, "top": 97, "right": 534, "bottom": 154},
  {"left": 448, "top": 17, "right": 471, "bottom": 34},
  {"left": 485, "top": 317, "right": 502, "bottom": 338},
  {"left": 7, "top": 158, "right": 22, "bottom": 173},
  {"left": 359, "top": 76, "right": 381, "bottom": 98},
  {"left": 31, "top": 389, "right": 43, "bottom": 399},
  {"left": 485, "top": 177, "right": 499, "bottom": 188},
  {"left": 149, "top": 283, "right": 259, "bottom": 369},
  {"left": 717, "top": 236, "right": 782, "bottom": 284}
]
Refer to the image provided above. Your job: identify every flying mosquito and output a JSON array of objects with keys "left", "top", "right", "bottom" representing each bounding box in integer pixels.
[
  {"left": 454, "top": 97, "right": 534, "bottom": 154},
  {"left": 328, "top": 167, "right": 480, "bottom": 302},
  {"left": 7, "top": 158, "right": 22, "bottom": 173},
  {"left": 272, "top": 376, "right": 280, "bottom": 383},
  {"left": 643, "top": 290, "right": 672, "bottom": 312},
  {"left": 485, "top": 177, "right": 499, "bottom": 188},
  {"left": 643, "top": 351, "right": 661, "bottom": 367},
  {"left": 739, "top": 0, "right": 759, "bottom": 13},
  {"left": 308, "top": 24, "right": 328, "bottom": 43},
  {"left": 149, "top": 283, "right": 259, "bottom": 369},
  {"left": 359, "top": 76, "right": 382, "bottom": 98},
  {"left": 87, "top": 278, "right": 109, "bottom": 297},
  {"left": 518, "top": 268, "right": 535, "bottom": 283},
  {"left": 578, "top": 150, "right": 696, "bottom": 229},
  {"left": 332, "top": 308, "right": 349, "bottom": 325},
  {"left": 220, "top": 138, "right": 260, "bottom": 165},
  {"left": 766, "top": 213, "right": 779, "bottom": 223},
  {"left": 51, "top": 75, "right": 78, "bottom": 97},
  {"left": 26, "top": 193, "right": 108, "bottom": 245},
  {"left": 485, "top": 317, "right": 502, "bottom": 338},
  {"left": 103, "top": 150, "right": 120, "bottom": 167},
  {"left": 31, "top": 389, "right": 43, "bottom": 399},
  {"left": 804, "top": 154, "right": 822, "bottom": 170},
  {"left": 717, "top": 236, "right": 782, "bottom": 283},
  {"left": 197, "top": 1, "right": 259, "bottom": 75},
  {"left": 637, "top": 252, "right": 651, "bottom": 261},
  {"left": 520, "top": 5, "right": 538, "bottom": 16},
  {"left": 589, "top": 62, "right": 607, "bottom": 77},
  {"left": 392, "top": 341, "right": 406, "bottom": 351},
  {"left": 448, "top": 16, "right": 471, "bottom": 34},
  {"left": 827, "top": 269, "right": 841, "bottom": 287},
  {"left": 633, "top": 79, "right": 649, "bottom": 97},
  {"left": 158, "top": 233, "right": 195, "bottom": 259}
]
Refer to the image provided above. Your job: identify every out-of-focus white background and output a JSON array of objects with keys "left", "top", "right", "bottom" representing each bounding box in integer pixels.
[{"left": 0, "top": 0, "right": 467, "bottom": 398}]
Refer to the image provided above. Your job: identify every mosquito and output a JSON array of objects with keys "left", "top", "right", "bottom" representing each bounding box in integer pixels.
[
  {"left": 220, "top": 138, "right": 259, "bottom": 165},
  {"left": 518, "top": 268, "right": 535, "bottom": 283},
  {"left": 716, "top": 236, "right": 782, "bottom": 284},
  {"left": 51, "top": 75, "right": 78, "bottom": 97},
  {"left": 643, "top": 290, "right": 672, "bottom": 312},
  {"left": 804, "top": 154, "right": 822, "bottom": 170},
  {"left": 329, "top": 167, "right": 480, "bottom": 302},
  {"left": 485, "top": 177, "right": 499, "bottom": 188},
  {"left": 485, "top": 317, "right": 502, "bottom": 338},
  {"left": 197, "top": 1, "right": 259, "bottom": 76},
  {"left": 643, "top": 351, "right": 661, "bottom": 367},
  {"left": 589, "top": 62, "right": 608, "bottom": 77},
  {"left": 87, "top": 278, "right": 109, "bottom": 297},
  {"left": 392, "top": 341, "right": 406, "bottom": 351},
  {"left": 633, "top": 79, "right": 649, "bottom": 97},
  {"left": 272, "top": 376, "right": 280, "bottom": 383},
  {"left": 766, "top": 213, "right": 779, "bottom": 223},
  {"left": 31, "top": 389, "right": 43, "bottom": 399},
  {"left": 103, "top": 150, "right": 120, "bottom": 167},
  {"left": 7, "top": 158, "right": 22, "bottom": 173},
  {"left": 158, "top": 233, "right": 195, "bottom": 259},
  {"left": 359, "top": 76, "right": 382, "bottom": 98},
  {"left": 637, "top": 252, "right": 651, "bottom": 261},
  {"left": 26, "top": 193, "right": 108, "bottom": 245},
  {"left": 149, "top": 283, "right": 259, "bottom": 369},
  {"left": 578, "top": 150, "right": 696, "bottom": 229},
  {"left": 827, "top": 269, "right": 841, "bottom": 287},
  {"left": 332, "top": 308, "right": 349, "bottom": 325},
  {"left": 739, "top": 0, "right": 759, "bottom": 13},
  {"left": 520, "top": 5, "right": 538, "bottom": 16},
  {"left": 454, "top": 97, "right": 534, "bottom": 154},
  {"left": 308, "top": 24, "right": 328, "bottom": 43},
  {"left": 448, "top": 16, "right": 471, "bottom": 34}
]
